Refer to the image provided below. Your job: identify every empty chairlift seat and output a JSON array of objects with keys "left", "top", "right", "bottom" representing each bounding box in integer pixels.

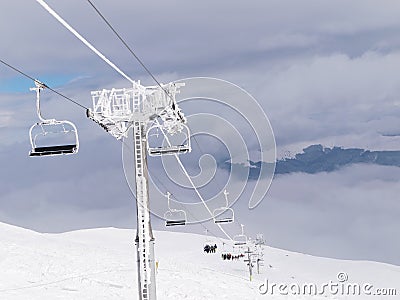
[
  {"left": 165, "top": 216, "right": 186, "bottom": 227},
  {"left": 164, "top": 192, "right": 187, "bottom": 227},
  {"left": 146, "top": 123, "right": 191, "bottom": 156},
  {"left": 148, "top": 144, "right": 190, "bottom": 156},
  {"left": 30, "top": 144, "right": 78, "bottom": 157},
  {"left": 29, "top": 120, "right": 79, "bottom": 157},
  {"left": 213, "top": 209, "right": 234, "bottom": 224},
  {"left": 28, "top": 81, "right": 79, "bottom": 157},
  {"left": 233, "top": 224, "right": 248, "bottom": 246},
  {"left": 213, "top": 190, "right": 234, "bottom": 224}
]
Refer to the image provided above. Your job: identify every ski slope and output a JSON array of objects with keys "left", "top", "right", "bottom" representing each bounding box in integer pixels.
[{"left": 0, "top": 222, "right": 398, "bottom": 299}]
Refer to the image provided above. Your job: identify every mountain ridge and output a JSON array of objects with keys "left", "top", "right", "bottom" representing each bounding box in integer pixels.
[
  {"left": 276, "top": 144, "right": 400, "bottom": 174},
  {"left": 223, "top": 144, "right": 400, "bottom": 178}
]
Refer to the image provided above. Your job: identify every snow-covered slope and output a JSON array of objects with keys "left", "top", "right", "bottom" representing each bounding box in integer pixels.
[{"left": 0, "top": 222, "right": 399, "bottom": 299}]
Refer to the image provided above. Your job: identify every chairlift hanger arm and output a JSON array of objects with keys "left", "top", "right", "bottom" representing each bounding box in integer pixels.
[{"left": 30, "top": 81, "right": 56, "bottom": 123}]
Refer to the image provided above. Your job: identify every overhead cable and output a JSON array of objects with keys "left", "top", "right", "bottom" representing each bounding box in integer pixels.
[
  {"left": 85, "top": 0, "right": 166, "bottom": 91},
  {"left": 0, "top": 58, "right": 88, "bottom": 110},
  {"left": 36, "top": 0, "right": 135, "bottom": 84}
]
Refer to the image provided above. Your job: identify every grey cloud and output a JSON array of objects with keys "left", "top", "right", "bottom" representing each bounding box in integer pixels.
[
  {"left": 3, "top": 1, "right": 400, "bottom": 80},
  {"left": 1, "top": 0, "right": 400, "bottom": 267}
]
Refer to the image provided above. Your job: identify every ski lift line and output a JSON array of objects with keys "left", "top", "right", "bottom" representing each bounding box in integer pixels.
[
  {"left": 169, "top": 153, "right": 233, "bottom": 242},
  {"left": 119, "top": 137, "right": 231, "bottom": 247},
  {"left": 0, "top": 59, "right": 37, "bottom": 85},
  {"left": 154, "top": 119, "right": 233, "bottom": 241},
  {"left": 0, "top": 59, "right": 88, "bottom": 110},
  {"left": 85, "top": 0, "right": 207, "bottom": 154},
  {"left": 85, "top": 0, "right": 168, "bottom": 95},
  {"left": 149, "top": 170, "right": 229, "bottom": 246},
  {"left": 83, "top": 1, "right": 186, "bottom": 142},
  {"left": 85, "top": 0, "right": 206, "bottom": 156},
  {"left": 85, "top": 0, "right": 190, "bottom": 143},
  {"left": 36, "top": 0, "right": 134, "bottom": 85}
]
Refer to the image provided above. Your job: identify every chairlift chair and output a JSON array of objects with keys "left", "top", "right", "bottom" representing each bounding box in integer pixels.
[
  {"left": 213, "top": 190, "right": 234, "bottom": 224},
  {"left": 164, "top": 192, "right": 187, "bottom": 227},
  {"left": 29, "top": 81, "right": 79, "bottom": 157},
  {"left": 233, "top": 224, "right": 248, "bottom": 246},
  {"left": 146, "top": 122, "right": 191, "bottom": 156}
]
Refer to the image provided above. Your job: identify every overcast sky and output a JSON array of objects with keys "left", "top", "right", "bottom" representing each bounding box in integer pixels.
[{"left": 0, "top": 0, "right": 400, "bottom": 265}]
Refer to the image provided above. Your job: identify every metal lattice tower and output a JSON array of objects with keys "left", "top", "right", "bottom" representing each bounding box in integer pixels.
[
  {"left": 87, "top": 81, "right": 188, "bottom": 300},
  {"left": 133, "top": 120, "right": 156, "bottom": 299}
]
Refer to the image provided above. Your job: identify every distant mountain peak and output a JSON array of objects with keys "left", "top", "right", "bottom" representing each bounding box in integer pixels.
[
  {"left": 223, "top": 144, "right": 400, "bottom": 178},
  {"left": 277, "top": 144, "right": 400, "bottom": 175}
]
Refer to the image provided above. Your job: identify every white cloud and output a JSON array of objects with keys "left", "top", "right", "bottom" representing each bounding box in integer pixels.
[
  {"left": 247, "top": 51, "right": 400, "bottom": 149},
  {"left": 0, "top": 111, "right": 13, "bottom": 128},
  {"left": 242, "top": 164, "right": 400, "bottom": 265}
]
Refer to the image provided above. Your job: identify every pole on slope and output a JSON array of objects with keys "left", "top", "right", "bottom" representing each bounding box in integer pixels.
[{"left": 244, "top": 247, "right": 253, "bottom": 281}]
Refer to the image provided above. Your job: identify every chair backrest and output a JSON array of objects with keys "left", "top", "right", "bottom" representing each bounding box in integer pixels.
[{"left": 29, "top": 120, "right": 79, "bottom": 157}]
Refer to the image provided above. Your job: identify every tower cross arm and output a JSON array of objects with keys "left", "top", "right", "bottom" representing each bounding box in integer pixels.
[{"left": 86, "top": 81, "right": 186, "bottom": 139}]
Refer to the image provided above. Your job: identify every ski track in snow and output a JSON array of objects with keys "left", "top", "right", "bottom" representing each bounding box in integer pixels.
[{"left": 0, "top": 223, "right": 399, "bottom": 299}]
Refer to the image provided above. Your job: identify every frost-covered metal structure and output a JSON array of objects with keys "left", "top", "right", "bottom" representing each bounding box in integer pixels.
[
  {"left": 87, "top": 81, "right": 190, "bottom": 300},
  {"left": 164, "top": 192, "right": 187, "bottom": 227},
  {"left": 233, "top": 224, "right": 248, "bottom": 246},
  {"left": 88, "top": 81, "right": 186, "bottom": 140},
  {"left": 29, "top": 81, "right": 79, "bottom": 157},
  {"left": 213, "top": 190, "right": 234, "bottom": 224}
]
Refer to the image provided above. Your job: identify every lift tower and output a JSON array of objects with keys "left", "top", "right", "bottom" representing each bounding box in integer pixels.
[{"left": 87, "top": 81, "right": 189, "bottom": 300}]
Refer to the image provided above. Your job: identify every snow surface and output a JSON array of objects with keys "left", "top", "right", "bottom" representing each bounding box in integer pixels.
[{"left": 0, "top": 222, "right": 399, "bottom": 300}]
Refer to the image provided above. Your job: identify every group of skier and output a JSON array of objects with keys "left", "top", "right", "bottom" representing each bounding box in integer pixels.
[
  {"left": 221, "top": 253, "right": 244, "bottom": 261},
  {"left": 204, "top": 244, "right": 218, "bottom": 253},
  {"left": 203, "top": 243, "right": 246, "bottom": 261}
]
